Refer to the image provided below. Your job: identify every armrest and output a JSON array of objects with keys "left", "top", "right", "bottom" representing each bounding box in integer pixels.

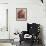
[
  {"left": 19, "top": 31, "right": 27, "bottom": 41},
  {"left": 22, "top": 31, "right": 28, "bottom": 35}
]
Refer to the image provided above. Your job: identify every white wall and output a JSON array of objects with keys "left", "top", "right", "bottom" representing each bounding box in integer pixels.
[
  {"left": 0, "top": 0, "right": 8, "bottom": 3},
  {"left": 9, "top": 0, "right": 43, "bottom": 35}
]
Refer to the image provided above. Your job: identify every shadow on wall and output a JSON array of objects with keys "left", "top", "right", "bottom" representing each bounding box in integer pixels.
[{"left": 40, "top": 25, "right": 45, "bottom": 46}]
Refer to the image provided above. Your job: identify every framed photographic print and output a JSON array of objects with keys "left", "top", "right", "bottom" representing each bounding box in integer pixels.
[{"left": 16, "top": 8, "right": 27, "bottom": 21}]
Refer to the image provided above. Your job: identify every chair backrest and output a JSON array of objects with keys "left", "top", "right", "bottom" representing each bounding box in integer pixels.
[{"left": 27, "top": 23, "right": 40, "bottom": 35}]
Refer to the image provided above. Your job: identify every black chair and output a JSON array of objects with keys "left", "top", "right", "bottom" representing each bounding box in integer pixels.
[
  {"left": 19, "top": 23, "right": 40, "bottom": 45},
  {"left": 27, "top": 23, "right": 40, "bottom": 43}
]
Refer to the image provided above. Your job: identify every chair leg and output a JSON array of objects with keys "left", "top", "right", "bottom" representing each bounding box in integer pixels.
[
  {"left": 30, "top": 39, "right": 34, "bottom": 46},
  {"left": 20, "top": 41, "right": 21, "bottom": 45},
  {"left": 30, "top": 41, "right": 34, "bottom": 46}
]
